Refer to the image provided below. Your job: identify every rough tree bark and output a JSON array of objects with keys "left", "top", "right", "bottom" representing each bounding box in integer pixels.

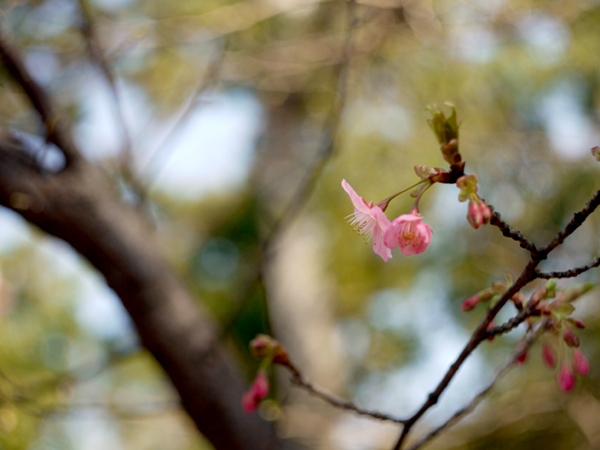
[{"left": 0, "top": 27, "right": 293, "bottom": 450}]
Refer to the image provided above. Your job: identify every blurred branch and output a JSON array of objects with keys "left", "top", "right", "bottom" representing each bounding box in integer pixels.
[
  {"left": 216, "top": 0, "right": 359, "bottom": 342},
  {"left": 77, "top": 0, "right": 140, "bottom": 189},
  {"left": 262, "top": 0, "right": 358, "bottom": 247},
  {"left": 281, "top": 359, "right": 406, "bottom": 424},
  {"left": 141, "top": 44, "right": 227, "bottom": 189},
  {"left": 0, "top": 24, "right": 81, "bottom": 165}
]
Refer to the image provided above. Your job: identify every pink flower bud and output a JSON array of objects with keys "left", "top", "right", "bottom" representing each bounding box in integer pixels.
[
  {"left": 563, "top": 329, "right": 580, "bottom": 347},
  {"left": 573, "top": 349, "right": 589, "bottom": 376},
  {"left": 461, "top": 294, "right": 479, "bottom": 312},
  {"left": 516, "top": 350, "right": 527, "bottom": 365},
  {"left": 383, "top": 210, "right": 432, "bottom": 256},
  {"left": 467, "top": 200, "right": 492, "bottom": 229},
  {"left": 557, "top": 364, "right": 575, "bottom": 392},
  {"left": 542, "top": 344, "right": 556, "bottom": 368},
  {"left": 571, "top": 319, "right": 586, "bottom": 329},
  {"left": 242, "top": 372, "right": 269, "bottom": 413},
  {"left": 592, "top": 146, "right": 600, "bottom": 161}
]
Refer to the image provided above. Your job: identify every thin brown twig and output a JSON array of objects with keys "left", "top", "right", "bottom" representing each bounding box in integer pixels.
[
  {"left": 282, "top": 360, "right": 406, "bottom": 424},
  {"left": 404, "top": 320, "right": 548, "bottom": 450},
  {"left": 542, "top": 188, "right": 600, "bottom": 254},
  {"left": 535, "top": 257, "right": 600, "bottom": 279}
]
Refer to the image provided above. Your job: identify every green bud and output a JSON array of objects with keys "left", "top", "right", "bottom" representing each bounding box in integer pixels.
[
  {"left": 427, "top": 103, "right": 459, "bottom": 145},
  {"left": 544, "top": 279, "right": 557, "bottom": 298}
]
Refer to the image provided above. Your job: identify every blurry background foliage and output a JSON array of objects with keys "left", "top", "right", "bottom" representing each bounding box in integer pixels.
[{"left": 1, "top": 0, "right": 600, "bottom": 449}]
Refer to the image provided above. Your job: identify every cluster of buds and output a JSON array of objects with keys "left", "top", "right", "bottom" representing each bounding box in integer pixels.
[
  {"left": 242, "top": 334, "right": 289, "bottom": 413},
  {"left": 501, "top": 280, "right": 593, "bottom": 392},
  {"left": 343, "top": 106, "right": 495, "bottom": 262},
  {"left": 463, "top": 279, "right": 593, "bottom": 392},
  {"left": 540, "top": 331, "right": 589, "bottom": 392},
  {"left": 526, "top": 282, "right": 593, "bottom": 392}
]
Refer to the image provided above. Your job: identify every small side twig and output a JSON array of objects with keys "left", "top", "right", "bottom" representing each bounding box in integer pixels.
[
  {"left": 535, "top": 257, "right": 600, "bottom": 279},
  {"left": 484, "top": 303, "right": 537, "bottom": 339},
  {"left": 281, "top": 360, "right": 406, "bottom": 424}
]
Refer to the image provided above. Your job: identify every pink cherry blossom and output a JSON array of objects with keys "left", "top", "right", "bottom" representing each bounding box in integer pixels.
[
  {"left": 342, "top": 179, "right": 392, "bottom": 262},
  {"left": 573, "top": 349, "right": 589, "bottom": 376},
  {"left": 242, "top": 371, "right": 269, "bottom": 413},
  {"left": 557, "top": 364, "right": 575, "bottom": 392},
  {"left": 383, "top": 210, "right": 432, "bottom": 256}
]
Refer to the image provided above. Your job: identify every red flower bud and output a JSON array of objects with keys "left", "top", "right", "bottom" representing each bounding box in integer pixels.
[
  {"left": 242, "top": 372, "right": 269, "bottom": 413},
  {"left": 557, "top": 364, "right": 575, "bottom": 392},
  {"left": 563, "top": 329, "right": 580, "bottom": 348},
  {"left": 516, "top": 350, "right": 527, "bottom": 365},
  {"left": 573, "top": 349, "right": 589, "bottom": 376}
]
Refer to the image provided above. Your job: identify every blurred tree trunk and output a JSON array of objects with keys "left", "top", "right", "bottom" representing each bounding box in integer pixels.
[
  {"left": 0, "top": 137, "right": 294, "bottom": 449},
  {"left": 0, "top": 13, "right": 310, "bottom": 450}
]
